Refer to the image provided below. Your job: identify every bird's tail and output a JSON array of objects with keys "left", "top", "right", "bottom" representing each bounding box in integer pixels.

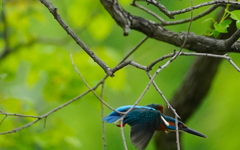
[{"left": 103, "top": 114, "right": 121, "bottom": 123}]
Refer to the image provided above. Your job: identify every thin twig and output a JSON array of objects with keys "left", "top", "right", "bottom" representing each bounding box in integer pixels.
[
  {"left": 161, "top": 4, "right": 222, "bottom": 26},
  {"left": 101, "top": 83, "right": 107, "bottom": 150},
  {"left": 149, "top": 51, "right": 240, "bottom": 72},
  {"left": 112, "top": 60, "right": 147, "bottom": 73},
  {"left": 145, "top": 0, "right": 175, "bottom": 19},
  {"left": 69, "top": 52, "right": 116, "bottom": 112},
  {"left": 146, "top": 72, "right": 180, "bottom": 117},
  {"left": 133, "top": 0, "right": 240, "bottom": 21},
  {"left": 171, "top": 1, "right": 240, "bottom": 16},
  {"left": 0, "top": 111, "right": 40, "bottom": 118},
  {"left": 132, "top": 2, "right": 221, "bottom": 26},
  {"left": 181, "top": 52, "right": 240, "bottom": 72},
  {"left": 119, "top": 36, "right": 148, "bottom": 64},
  {"left": 0, "top": 115, "right": 7, "bottom": 126},
  {"left": 147, "top": 52, "right": 176, "bottom": 70},
  {"left": 131, "top": 2, "right": 165, "bottom": 22},
  {"left": 120, "top": 118, "right": 128, "bottom": 150}
]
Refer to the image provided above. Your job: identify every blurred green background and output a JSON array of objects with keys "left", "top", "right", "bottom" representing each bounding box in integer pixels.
[{"left": 0, "top": 0, "right": 240, "bottom": 149}]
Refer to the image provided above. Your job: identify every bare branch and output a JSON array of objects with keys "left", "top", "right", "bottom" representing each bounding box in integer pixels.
[
  {"left": 132, "top": 2, "right": 222, "bottom": 26},
  {"left": 0, "top": 115, "right": 7, "bottom": 126},
  {"left": 147, "top": 52, "right": 176, "bottom": 70},
  {"left": 161, "top": 4, "right": 222, "bottom": 26},
  {"left": 181, "top": 52, "right": 240, "bottom": 72},
  {"left": 134, "top": 0, "right": 240, "bottom": 19},
  {"left": 101, "top": 83, "right": 107, "bottom": 150},
  {"left": 119, "top": 36, "right": 149, "bottom": 64},
  {"left": 112, "top": 60, "right": 147, "bottom": 73},
  {"left": 69, "top": 52, "right": 116, "bottom": 112},
  {"left": 144, "top": 0, "right": 174, "bottom": 19},
  {"left": 0, "top": 111, "right": 40, "bottom": 118},
  {"left": 120, "top": 118, "right": 128, "bottom": 150},
  {"left": 171, "top": 1, "right": 240, "bottom": 16},
  {"left": 131, "top": 2, "right": 165, "bottom": 23},
  {"left": 149, "top": 51, "right": 240, "bottom": 72}
]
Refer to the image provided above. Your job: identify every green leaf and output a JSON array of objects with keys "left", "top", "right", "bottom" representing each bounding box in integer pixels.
[
  {"left": 221, "top": 19, "right": 232, "bottom": 27},
  {"left": 213, "top": 30, "right": 220, "bottom": 38},
  {"left": 214, "top": 20, "right": 232, "bottom": 33},
  {"left": 202, "top": 18, "right": 215, "bottom": 24},
  {"left": 230, "top": 10, "right": 240, "bottom": 21},
  {"left": 236, "top": 20, "right": 240, "bottom": 29}
]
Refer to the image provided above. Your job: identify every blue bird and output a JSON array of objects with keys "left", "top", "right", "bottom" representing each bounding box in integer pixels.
[{"left": 103, "top": 104, "right": 206, "bottom": 150}]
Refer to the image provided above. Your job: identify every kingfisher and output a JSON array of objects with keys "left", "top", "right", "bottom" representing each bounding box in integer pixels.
[{"left": 103, "top": 104, "right": 206, "bottom": 150}]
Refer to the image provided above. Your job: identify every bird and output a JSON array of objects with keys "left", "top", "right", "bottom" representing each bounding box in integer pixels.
[{"left": 103, "top": 104, "right": 206, "bottom": 150}]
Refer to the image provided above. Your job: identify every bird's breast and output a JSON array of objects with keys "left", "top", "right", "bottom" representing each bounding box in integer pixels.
[
  {"left": 157, "top": 121, "right": 175, "bottom": 131},
  {"left": 157, "top": 123, "right": 167, "bottom": 131}
]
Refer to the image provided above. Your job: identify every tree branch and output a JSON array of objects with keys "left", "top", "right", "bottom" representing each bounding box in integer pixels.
[
  {"left": 131, "top": 3, "right": 222, "bottom": 26},
  {"left": 100, "top": 0, "right": 240, "bottom": 53},
  {"left": 38, "top": 0, "right": 114, "bottom": 76},
  {"left": 171, "top": 0, "right": 240, "bottom": 15},
  {"left": 225, "top": 29, "right": 240, "bottom": 48}
]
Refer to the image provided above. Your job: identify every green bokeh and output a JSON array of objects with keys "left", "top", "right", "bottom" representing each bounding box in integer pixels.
[{"left": 1, "top": 0, "right": 240, "bottom": 150}]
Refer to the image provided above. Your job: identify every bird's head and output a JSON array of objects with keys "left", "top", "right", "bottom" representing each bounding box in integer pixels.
[
  {"left": 145, "top": 103, "right": 164, "bottom": 113},
  {"left": 159, "top": 115, "right": 207, "bottom": 138}
]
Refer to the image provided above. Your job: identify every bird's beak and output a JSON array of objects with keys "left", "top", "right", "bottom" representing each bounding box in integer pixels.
[{"left": 181, "top": 127, "right": 207, "bottom": 138}]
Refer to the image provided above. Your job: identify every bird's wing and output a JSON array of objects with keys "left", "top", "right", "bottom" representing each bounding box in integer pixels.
[
  {"left": 125, "top": 108, "right": 162, "bottom": 150},
  {"left": 130, "top": 122, "right": 155, "bottom": 150},
  {"left": 124, "top": 108, "right": 161, "bottom": 126},
  {"left": 103, "top": 105, "right": 156, "bottom": 123},
  {"left": 103, "top": 105, "right": 132, "bottom": 123}
]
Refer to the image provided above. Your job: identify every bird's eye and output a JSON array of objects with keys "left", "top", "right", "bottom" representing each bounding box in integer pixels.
[{"left": 178, "top": 123, "right": 183, "bottom": 127}]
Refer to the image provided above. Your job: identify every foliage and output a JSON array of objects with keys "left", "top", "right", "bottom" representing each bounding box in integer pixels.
[{"left": 206, "top": 5, "right": 240, "bottom": 37}]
